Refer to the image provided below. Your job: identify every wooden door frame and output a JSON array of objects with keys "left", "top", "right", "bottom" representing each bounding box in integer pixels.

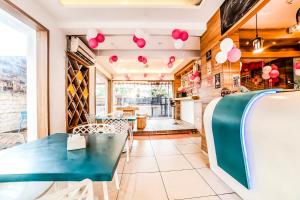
[{"left": 0, "top": 0, "right": 50, "bottom": 138}]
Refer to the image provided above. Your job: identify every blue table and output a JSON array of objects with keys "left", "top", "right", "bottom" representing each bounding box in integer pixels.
[{"left": 0, "top": 133, "right": 127, "bottom": 182}]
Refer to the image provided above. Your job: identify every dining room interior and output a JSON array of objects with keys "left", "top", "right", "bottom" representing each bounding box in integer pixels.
[{"left": 0, "top": 0, "right": 300, "bottom": 200}]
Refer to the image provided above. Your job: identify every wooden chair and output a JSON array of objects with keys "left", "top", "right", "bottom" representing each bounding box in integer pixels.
[{"left": 37, "top": 179, "right": 94, "bottom": 200}]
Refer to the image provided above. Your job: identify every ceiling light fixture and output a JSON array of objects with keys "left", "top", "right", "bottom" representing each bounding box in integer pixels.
[
  {"left": 252, "top": 14, "right": 264, "bottom": 54},
  {"left": 288, "top": 8, "right": 300, "bottom": 34}
]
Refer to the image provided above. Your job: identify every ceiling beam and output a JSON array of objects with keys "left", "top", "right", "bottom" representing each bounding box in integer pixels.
[
  {"left": 242, "top": 50, "right": 300, "bottom": 58},
  {"left": 239, "top": 28, "right": 300, "bottom": 40}
]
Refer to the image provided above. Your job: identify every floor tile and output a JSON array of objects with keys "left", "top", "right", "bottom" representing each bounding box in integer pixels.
[
  {"left": 185, "top": 196, "right": 220, "bottom": 200},
  {"left": 117, "top": 157, "right": 126, "bottom": 173},
  {"left": 93, "top": 175, "right": 121, "bottom": 200},
  {"left": 156, "top": 155, "right": 193, "bottom": 171},
  {"left": 169, "top": 138, "right": 194, "bottom": 145},
  {"left": 167, "top": 134, "right": 192, "bottom": 139},
  {"left": 161, "top": 169, "right": 215, "bottom": 200},
  {"left": 152, "top": 143, "right": 181, "bottom": 156},
  {"left": 219, "top": 193, "right": 242, "bottom": 200},
  {"left": 123, "top": 157, "right": 159, "bottom": 173},
  {"left": 184, "top": 153, "right": 209, "bottom": 168},
  {"left": 130, "top": 144, "right": 154, "bottom": 156},
  {"left": 198, "top": 168, "right": 233, "bottom": 194},
  {"left": 189, "top": 136, "right": 202, "bottom": 144},
  {"left": 133, "top": 135, "right": 149, "bottom": 140},
  {"left": 177, "top": 143, "right": 202, "bottom": 154},
  {"left": 117, "top": 173, "right": 168, "bottom": 200},
  {"left": 149, "top": 135, "right": 170, "bottom": 140}
]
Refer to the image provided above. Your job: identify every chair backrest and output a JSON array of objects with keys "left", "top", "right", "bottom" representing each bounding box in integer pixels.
[
  {"left": 72, "top": 124, "right": 115, "bottom": 136},
  {"left": 84, "top": 114, "right": 96, "bottom": 124},
  {"left": 102, "top": 118, "right": 129, "bottom": 135},
  {"left": 37, "top": 179, "right": 94, "bottom": 200}
]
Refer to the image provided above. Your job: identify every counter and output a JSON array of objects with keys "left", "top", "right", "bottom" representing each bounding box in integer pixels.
[{"left": 204, "top": 90, "right": 300, "bottom": 200}]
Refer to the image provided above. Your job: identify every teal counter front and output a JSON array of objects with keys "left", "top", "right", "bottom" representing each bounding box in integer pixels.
[{"left": 211, "top": 90, "right": 278, "bottom": 189}]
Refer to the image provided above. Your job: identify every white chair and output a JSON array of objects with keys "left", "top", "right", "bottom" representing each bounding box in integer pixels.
[
  {"left": 84, "top": 114, "right": 97, "bottom": 124},
  {"left": 36, "top": 179, "right": 94, "bottom": 200},
  {"left": 102, "top": 118, "right": 131, "bottom": 162},
  {"left": 72, "top": 124, "right": 122, "bottom": 199},
  {"left": 72, "top": 123, "right": 115, "bottom": 135}
]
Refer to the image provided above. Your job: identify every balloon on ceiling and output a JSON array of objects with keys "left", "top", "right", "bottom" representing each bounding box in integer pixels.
[
  {"left": 109, "top": 55, "right": 118, "bottom": 64},
  {"left": 86, "top": 29, "right": 105, "bottom": 49},
  {"left": 133, "top": 29, "right": 147, "bottom": 48},
  {"left": 138, "top": 56, "right": 147, "bottom": 64},
  {"left": 171, "top": 29, "right": 189, "bottom": 49},
  {"left": 168, "top": 56, "right": 176, "bottom": 68}
]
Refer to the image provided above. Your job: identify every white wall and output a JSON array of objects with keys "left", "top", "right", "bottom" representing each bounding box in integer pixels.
[
  {"left": 180, "top": 100, "right": 194, "bottom": 125},
  {"left": 10, "top": 0, "right": 67, "bottom": 133}
]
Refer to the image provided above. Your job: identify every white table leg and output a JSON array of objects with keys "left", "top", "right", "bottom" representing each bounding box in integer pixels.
[
  {"left": 102, "top": 182, "right": 109, "bottom": 200},
  {"left": 114, "top": 172, "right": 120, "bottom": 190},
  {"left": 126, "top": 140, "right": 130, "bottom": 162}
]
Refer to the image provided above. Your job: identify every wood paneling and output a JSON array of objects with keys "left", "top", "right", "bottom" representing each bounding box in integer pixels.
[
  {"left": 242, "top": 51, "right": 300, "bottom": 58},
  {"left": 239, "top": 28, "right": 300, "bottom": 40}
]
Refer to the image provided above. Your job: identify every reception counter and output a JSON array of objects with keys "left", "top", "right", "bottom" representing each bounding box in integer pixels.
[{"left": 204, "top": 90, "right": 300, "bottom": 200}]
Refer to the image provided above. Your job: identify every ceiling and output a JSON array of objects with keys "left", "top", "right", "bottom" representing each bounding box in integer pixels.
[
  {"left": 35, "top": 0, "right": 224, "bottom": 80},
  {"left": 242, "top": 0, "right": 300, "bottom": 29}
]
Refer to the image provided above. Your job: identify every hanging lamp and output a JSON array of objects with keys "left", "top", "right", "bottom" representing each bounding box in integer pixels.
[{"left": 252, "top": 14, "right": 264, "bottom": 54}]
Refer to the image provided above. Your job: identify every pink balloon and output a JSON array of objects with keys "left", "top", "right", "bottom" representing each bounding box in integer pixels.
[
  {"left": 88, "top": 38, "right": 98, "bottom": 49},
  {"left": 272, "top": 77, "right": 279, "bottom": 83},
  {"left": 193, "top": 71, "right": 200, "bottom": 77},
  {"left": 96, "top": 33, "right": 105, "bottom": 43},
  {"left": 227, "top": 47, "right": 241, "bottom": 62},
  {"left": 168, "top": 62, "right": 173, "bottom": 68},
  {"left": 172, "top": 29, "right": 181, "bottom": 40},
  {"left": 109, "top": 57, "right": 113, "bottom": 64},
  {"left": 271, "top": 64, "right": 278, "bottom": 70},
  {"left": 133, "top": 35, "right": 139, "bottom": 43},
  {"left": 295, "top": 62, "right": 300, "bottom": 69},
  {"left": 138, "top": 56, "right": 144, "bottom": 62},
  {"left": 190, "top": 75, "right": 195, "bottom": 81},
  {"left": 136, "top": 38, "right": 146, "bottom": 48},
  {"left": 269, "top": 69, "right": 279, "bottom": 78},
  {"left": 169, "top": 56, "right": 175, "bottom": 63},
  {"left": 111, "top": 55, "right": 118, "bottom": 62},
  {"left": 144, "top": 73, "right": 148, "bottom": 78},
  {"left": 142, "top": 57, "right": 147, "bottom": 64},
  {"left": 180, "top": 31, "right": 189, "bottom": 41}
]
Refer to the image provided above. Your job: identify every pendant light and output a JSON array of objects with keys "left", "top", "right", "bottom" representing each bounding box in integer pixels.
[{"left": 252, "top": 14, "right": 264, "bottom": 54}]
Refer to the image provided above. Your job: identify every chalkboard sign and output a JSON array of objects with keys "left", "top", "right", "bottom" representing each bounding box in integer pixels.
[{"left": 220, "top": 0, "right": 260, "bottom": 35}]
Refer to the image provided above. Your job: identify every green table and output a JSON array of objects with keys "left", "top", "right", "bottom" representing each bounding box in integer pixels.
[{"left": 0, "top": 133, "right": 127, "bottom": 182}]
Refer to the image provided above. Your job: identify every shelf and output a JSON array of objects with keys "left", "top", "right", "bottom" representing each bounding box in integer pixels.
[
  {"left": 66, "top": 53, "right": 89, "bottom": 132},
  {"left": 174, "top": 96, "right": 200, "bottom": 101}
]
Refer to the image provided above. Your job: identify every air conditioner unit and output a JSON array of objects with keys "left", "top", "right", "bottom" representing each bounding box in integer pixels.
[{"left": 68, "top": 36, "right": 96, "bottom": 65}]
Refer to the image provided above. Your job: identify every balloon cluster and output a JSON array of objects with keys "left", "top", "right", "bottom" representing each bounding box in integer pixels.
[
  {"left": 109, "top": 55, "right": 118, "bottom": 64},
  {"left": 138, "top": 56, "right": 147, "bottom": 64},
  {"left": 168, "top": 56, "right": 176, "bottom": 68},
  {"left": 262, "top": 64, "right": 280, "bottom": 83},
  {"left": 294, "top": 61, "right": 300, "bottom": 76},
  {"left": 87, "top": 29, "right": 105, "bottom": 49},
  {"left": 216, "top": 38, "right": 241, "bottom": 64},
  {"left": 189, "top": 71, "right": 200, "bottom": 82},
  {"left": 172, "top": 29, "right": 189, "bottom": 49},
  {"left": 133, "top": 29, "right": 148, "bottom": 48}
]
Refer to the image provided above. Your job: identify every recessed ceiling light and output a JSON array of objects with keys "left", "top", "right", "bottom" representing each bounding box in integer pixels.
[
  {"left": 272, "top": 41, "right": 277, "bottom": 45},
  {"left": 245, "top": 41, "right": 250, "bottom": 45}
]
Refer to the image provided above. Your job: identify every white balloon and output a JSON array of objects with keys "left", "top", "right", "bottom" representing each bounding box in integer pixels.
[
  {"left": 135, "top": 29, "right": 144, "bottom": 38},
  {"left": 263, "top": 65, "right": 272, "bottom": 74},
  {"left": 216, "top": 51, "right": 227, "bottom": 64},
  {"left": 262, "top": 73, "right": 270, "bottom": 80},
  {"left": 220, "top": 38, "right": 234, "bottom": 53},
  {"left": 295, "top": 69, "right": 300, "bottom": 76},
  {"left": 174, "top": 39, "right": 184, "bottom": 49},
  {"left": 86, "top": 29, "right": 98, "bottom": 40}
]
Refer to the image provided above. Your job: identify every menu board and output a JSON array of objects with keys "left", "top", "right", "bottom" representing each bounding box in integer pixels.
[{"left": 220, "top": 0, "right": 260, "bottom": 34}]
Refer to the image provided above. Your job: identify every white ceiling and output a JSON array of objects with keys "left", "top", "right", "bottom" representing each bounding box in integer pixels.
[
  {"left": 34, "top": 0, "right": 224, "bottom": 79},
  {"left": 242, "top": 0, "right": 300, "bottom": 29}
]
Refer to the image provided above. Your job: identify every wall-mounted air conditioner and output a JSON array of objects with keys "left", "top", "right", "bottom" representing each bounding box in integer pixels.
[{"left": 68, "top": 36, "right": 96, "bottom": 65}]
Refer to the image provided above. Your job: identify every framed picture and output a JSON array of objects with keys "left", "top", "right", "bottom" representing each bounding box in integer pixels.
[
  {"left": 233, "top": 74, "right": 240, "bottom": 88},
  {"left": 206, "top": 50, "right": 212, "bottom": 61},
  {"left": 215, "top": 73, "right": 221, "bottom": 89}
]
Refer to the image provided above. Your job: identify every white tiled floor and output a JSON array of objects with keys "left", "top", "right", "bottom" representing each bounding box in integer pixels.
[{"left": 54, "top": 134, "right": 242, "bottom": 200}]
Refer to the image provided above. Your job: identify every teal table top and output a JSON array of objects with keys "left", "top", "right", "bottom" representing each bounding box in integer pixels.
[
  {"left": 0, "top": 133, "right": 127, "bottom": 182},
  {"left": 96, "top": 116, "right": 137, "bottom": 121}
]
